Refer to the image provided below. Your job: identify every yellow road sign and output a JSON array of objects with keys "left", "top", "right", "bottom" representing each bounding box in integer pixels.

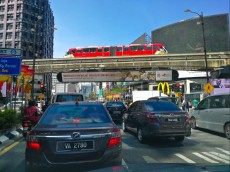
[
  {"left": 26, "top": 83, "right": 31, "bottom": 89},
  {"left": 26, "top": 95, "right": 30, "bottom": 100},
  {"left": 204, "top": 83, "right": 214, "bottom": 94},
  {"left": 24, "top": 83, "right": 31, "bottom": 93},
  {"left": 175, "top": 92, "right": 182, "bottom": 98},
  {"left": 38, "top": 93, "right": 45, "bottom": 99}
]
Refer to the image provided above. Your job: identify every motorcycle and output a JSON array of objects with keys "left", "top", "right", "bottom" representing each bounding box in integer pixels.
[
  {"left": 22, "top": 120, "right": 33, "bottom": 138},
  {"left": 22, "top": 111, "right": 42, "bottom": 138}
]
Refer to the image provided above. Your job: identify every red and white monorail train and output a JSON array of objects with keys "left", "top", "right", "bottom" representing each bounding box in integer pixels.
[{"left": 64, "top": 43, "right": 167, "bottom": 58}]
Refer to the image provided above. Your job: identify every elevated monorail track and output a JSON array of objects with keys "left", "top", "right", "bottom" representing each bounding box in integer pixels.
[{"left": 22, "top": 52, "right": 230, "bottom": 73}]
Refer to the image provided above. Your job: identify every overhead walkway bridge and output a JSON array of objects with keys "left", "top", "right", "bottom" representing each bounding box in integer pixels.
[{"left": 22, "top": 52, "right": 230, "bottom": 74}]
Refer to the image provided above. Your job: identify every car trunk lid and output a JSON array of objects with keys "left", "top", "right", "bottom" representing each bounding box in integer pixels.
[{"left": 29, "top": 123, "right": 118, "bottom": 163}]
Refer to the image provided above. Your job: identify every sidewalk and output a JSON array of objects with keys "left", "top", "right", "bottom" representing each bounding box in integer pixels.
[{"left": 0, "top": 125, "right": 23, "bottom": 146}]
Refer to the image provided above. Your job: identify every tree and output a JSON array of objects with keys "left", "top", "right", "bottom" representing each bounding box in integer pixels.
[{"left": 88, "top": 92, "right": 98, "bottom": 100}]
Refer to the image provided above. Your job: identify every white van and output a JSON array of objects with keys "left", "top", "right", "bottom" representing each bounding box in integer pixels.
[
  {"left": 52, "top": 93, "right": 84, "bottom": 103},
  {"left": 189, "top": 93, "right": 230, "bottom": 140}
]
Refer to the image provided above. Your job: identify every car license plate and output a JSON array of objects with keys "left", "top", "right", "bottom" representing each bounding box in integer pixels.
[
  {"left": 23, "top": 127, "right": 28, "bottom": 131},
  {"left": 167, "top": 118, "right": 178, "bottom": 122},
  {"left": 57, "top": 140, "right": 94, "bottom": 152}
]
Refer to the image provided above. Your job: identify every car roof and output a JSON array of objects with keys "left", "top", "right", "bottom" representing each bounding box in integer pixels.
[
  {"left": 209, "top": 93, "right": 230, "bottom": 96},
  {"left": 106, "top": 101, "right": 124, "bottom": 103},
  {"left": 139, "top": 100, "right": 175, "bottom": 104},
  {"left": 54, "top": 93, "right": 83, "bottom": 95},
  {"left": 148, "top": 96, "right": 176, "bottom": 100},
  {"left": 52, "top": 101, "right": 103, "bottom": 106}
]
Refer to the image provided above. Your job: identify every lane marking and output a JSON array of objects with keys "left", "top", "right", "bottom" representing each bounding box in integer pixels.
[
  {"left": 215, "top": 147, "right": 230, "bottom": 155},
  {"left": 174, "top": 153, "right": 195, "bottom": 163},
  {"left": 122, "top": 159, "right": 127, "bottom": 166},
  {"left": 209, "top": 152, "right": 230, "bottom": 161},
  {"left": 202, "top": 152, "right": 229, "bottom": 163},
  {"left": 192, "top": 152, "right": 219, "bottom": 163},
  {"left": 142, "top": 155, "right": 158, "bottom": 163},
  {"left": 0, "top": 138, "right": 23, "bottom": 157}
]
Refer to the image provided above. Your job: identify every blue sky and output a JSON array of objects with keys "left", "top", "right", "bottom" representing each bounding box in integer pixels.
[{"left": 49, "top": 0, "right": 229, "bottom": 58}]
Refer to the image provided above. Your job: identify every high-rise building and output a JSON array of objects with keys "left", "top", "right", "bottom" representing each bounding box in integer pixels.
[{"left": 0, "top": 0, "right": 54, "bottom": 59}]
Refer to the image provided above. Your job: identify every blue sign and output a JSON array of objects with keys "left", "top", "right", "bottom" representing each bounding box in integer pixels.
[
  {"left": 0, "top": 57, "right": 21, "bottom": 75},
  {"left": 0, "top": 48, "right": 21, "bottom": 56}
]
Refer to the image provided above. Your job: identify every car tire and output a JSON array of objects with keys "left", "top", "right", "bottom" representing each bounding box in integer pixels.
[
  {"left": 175, "top": 136, "right": 185, "bottom": 143},
  {"left": 190, "top": 117, "right": 196, "bottom": 129},
  {"left": 137, "top": 128, "right": 147, "bottom": 144},
  {"left": 224, "top": 123, "right": 230, "bottom": 140},
  {"left": 122, "top": 120, "right": 127, "bottom": 132}
]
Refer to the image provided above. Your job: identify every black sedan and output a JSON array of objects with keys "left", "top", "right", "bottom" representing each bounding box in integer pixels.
[
  {"left": 25, "top": 101, "right": 122, "bottom": 172},
  {"left": 104, "top": 101, "right": 127, "bottom": 123},
  {"left": 122, "top": 100, "right": 191, "bottom": 143}
]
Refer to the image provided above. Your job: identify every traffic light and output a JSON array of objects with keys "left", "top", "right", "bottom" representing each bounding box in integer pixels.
[
  {"left": 40, "top": 83, "right": 46, "bottom": 93},
  {"left": 171, "top": 83, "right": 180, "bottom": 92},
  {"left": 180, "top": 85, "right": 185, "bottom": 93}
]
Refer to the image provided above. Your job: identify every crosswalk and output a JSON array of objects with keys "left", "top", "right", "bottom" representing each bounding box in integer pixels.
[
  {"left": 174, "top": 148, "right": 230, "bottom": 164},
  {"left": 122, "top": 147, "right": 230, "bottom": 165},
  {"left": 171, "top": 147, "right": 229, "bottom": 164}
]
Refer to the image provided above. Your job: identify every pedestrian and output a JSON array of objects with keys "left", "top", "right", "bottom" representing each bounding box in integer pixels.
[
  {"left": 192, "top": 99, "right": 199, "bottom": 108},
  {"left": 187, "top": 100, "right": 191, "bottom": 112},
  {"left": 182, "top": 99, "right": 186, "bottom": 111},
  {"left": 182, "top": 99, "right": 190, "bottom": 112},
  {"left": 42, "top": 101, "right": 50, "bottom": 112}
]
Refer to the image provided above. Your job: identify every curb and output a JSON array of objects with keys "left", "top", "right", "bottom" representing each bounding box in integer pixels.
[{"left": 0, "top": 126, "right": 23, "bottom": 145}]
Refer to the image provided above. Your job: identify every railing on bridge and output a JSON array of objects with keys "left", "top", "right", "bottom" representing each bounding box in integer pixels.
[{"left": 21, "top": 52, "right": 230, "bottom": 73}]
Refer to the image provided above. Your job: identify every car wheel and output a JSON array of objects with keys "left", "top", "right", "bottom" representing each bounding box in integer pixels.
[
  {"left": 137, "top": 128, "right": 147, "bottom": 144},
  {"left": 224, "top": 123, "right": 230, "bottom": 140},
  {"left": 190, "top": 117, "right": 196, "bottom": 129},
  {"left": 122, "top": 120, "right": 127, "bottom": 132},
  {"left": 175, "top": 136, "right": 185, "bottom": 143}
]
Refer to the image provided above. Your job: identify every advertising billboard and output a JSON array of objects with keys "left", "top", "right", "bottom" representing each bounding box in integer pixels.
[
  {"left": 57, "top": 70, "right": 177, "bottom": 83},
  {"left": 210, "top": 79, "right": 230, "bottom": 95}
]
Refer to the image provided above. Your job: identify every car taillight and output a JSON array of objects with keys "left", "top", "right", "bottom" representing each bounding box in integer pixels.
[
  {"left": 146, "top": 113, "right": 158, "bottom": 122},
  {"left": 107, "top": 128, "right": 121, "bottom": 148},
  {"left": 22, "top": 122, "right": 29, "bottom": 127},
  {"left": 185, "top": 113, "right": 190, "bottom": 124},
  {"left": 26, "top": 134, "right": 41, "bottom": 151}
]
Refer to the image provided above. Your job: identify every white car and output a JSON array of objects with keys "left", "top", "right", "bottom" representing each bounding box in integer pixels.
[{"left": 189, "top": 93, "right": 230, "bottom": 140}]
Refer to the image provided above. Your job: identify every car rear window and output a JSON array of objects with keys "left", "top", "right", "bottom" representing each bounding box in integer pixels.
[
  {"left": 160, "top": 97, "right": 177, "bottom": 104},
  {"left": 144, "top": 101, "right": 181, "bottom": 112},
  {"left": 56, "top": 95, "right": 84, "bottom": 102},
  {"left": 106, "top": 102, "right": 125, "bottom": 107},
  {"left": 39, "top": 104, "right": 111, "bottom": 125}
]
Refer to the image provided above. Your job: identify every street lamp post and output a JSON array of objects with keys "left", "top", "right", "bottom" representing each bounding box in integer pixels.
[
  {"left": 184, "top": 10, "right": 209, "bottom": 83},
  {"left": 31, "top": 16, "right": 42, "bottom": 99}
]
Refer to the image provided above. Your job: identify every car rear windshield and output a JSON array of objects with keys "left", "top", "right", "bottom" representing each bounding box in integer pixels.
[
  {"left": 160, "top": 97, "right": 177, "bottom": 104},
  {"left": 106, "top": 102, "right": 125, "bottom": 107},
  {"left": 144, "top": 101, "right": 181, "bottom": 112},
  {"left": 56, "top": 95, "right": 84, "bottom": 102},
  {"left": 39, "top": 104, "right": 111, "bottom": 125}
]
